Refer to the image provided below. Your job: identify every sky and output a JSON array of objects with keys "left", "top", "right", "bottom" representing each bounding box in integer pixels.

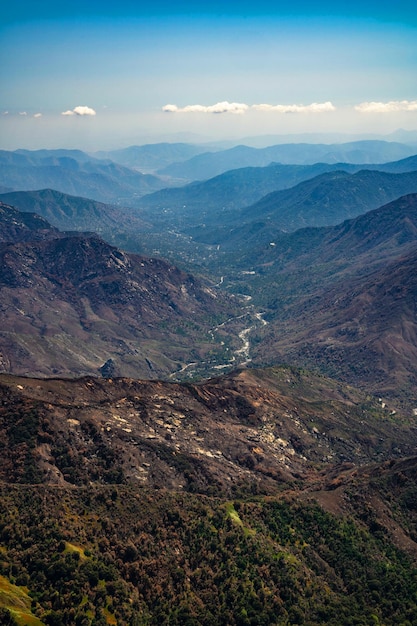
[{"left": 1, "top": 1, "right": 417, "bottom": 150}]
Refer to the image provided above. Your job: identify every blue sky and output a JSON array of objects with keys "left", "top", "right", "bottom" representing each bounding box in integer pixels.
[{"left": 1, "top": 1, "right": 416, "bottom": 149}]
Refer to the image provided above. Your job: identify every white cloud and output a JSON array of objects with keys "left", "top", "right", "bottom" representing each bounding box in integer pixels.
[
  {"left": 163, "top": 101, "right": 335, "bottom": 115},
  {"left": 162, "top": 104, "right": 180, "bottom": 113},
  {"left": 19, "top": 111, "right": 27, "bottom": 116},
  {"left": 163, "top": 101, "right": 249, "bottom": 114},
  {"left": 33, "top": 113, "right": 42, "bottom": 118},
  {"left": 252, "top": 102, "right": 336, "bottom": 113},
  {"left": 61, "top": 105, "right": 96, "bottom": 116},
  {"left": 355, "top": 100, "right": 417, "bottom": 113}
]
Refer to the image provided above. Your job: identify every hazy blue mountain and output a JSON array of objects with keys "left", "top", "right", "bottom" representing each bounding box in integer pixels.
[
  {"left": 93, "top": 142, "right": 211, "bottom": 172},
  {"left": 0, "top": 149, "right": 169, "bottom": 203},
  {"left": 230, "top": 129, "right": 417, "bottom": 148},
  {"left": 230, "top": 193, "right": 417, "bottom": 281},
  {"left": 14, "top": 148, "right": 98, "bottom": 164},
  {"left": 135, "top": 162, "right": 356, "bottom": 219},
  {"left": 135, "top": 154, "right": 417, "bottom": 227},
  {"left": 240, "top": 169, "right": 417, "bottom": 228},
  {"left": 157, "top": 140, "right": 416, "bottom": 181},
  {"left": 371, "top": 153, "right": 417, "bottom": 172},
  {"left": 189, "top": 169, "right": 417, "bottom": 247}
]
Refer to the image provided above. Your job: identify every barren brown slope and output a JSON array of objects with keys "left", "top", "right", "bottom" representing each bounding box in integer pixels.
[
  {"left": 0, "top": 200, "right": 61, "bottom": 242},
  {"left": 0, "top": 233, "right": 244, "bottom": 380},
  {"left": 252, "top": 247, "right": 417, "bottom": 410},
  {"left": 1, "top": 366, "right": 415, "bottom": 494}
]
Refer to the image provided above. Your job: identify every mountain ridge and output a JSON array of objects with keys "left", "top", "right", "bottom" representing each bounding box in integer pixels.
[{"left": 0, "top": 188, "right": 147, "bottom": 234}]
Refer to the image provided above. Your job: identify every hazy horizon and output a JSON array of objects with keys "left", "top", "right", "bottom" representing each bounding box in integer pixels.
[{"left": 1, "top": 1, "right": 416, "bottom": 151}]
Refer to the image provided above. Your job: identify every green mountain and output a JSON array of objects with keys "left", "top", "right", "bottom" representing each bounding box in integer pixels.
[
  {"left": 102, "top": 165, "right": 417, "bottom": 271},
  {"left": 0, "top": 188, "right": 147, "bottom": 234},
  {"left": 136, "top": 155, "right": 417, "bottom": 226}
]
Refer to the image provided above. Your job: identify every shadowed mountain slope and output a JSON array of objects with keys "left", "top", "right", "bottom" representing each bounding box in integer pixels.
[
  {"left": 194, "top": 169, "right": 417, "bottom": 249},
  {"left": 0, "top": 201, "right": 61, "bottom": 242},
  {"left": 228, "top": 192, "right": 417, "bottom": 274}
]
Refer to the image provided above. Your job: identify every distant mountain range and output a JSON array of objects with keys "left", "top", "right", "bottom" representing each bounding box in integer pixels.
[
  {"left": 133, "top": 153, "right": 417, "bottom": 219},
  {"left": 1, "top": 142, "right": 415, "bottom": 208},
  {"left": 225, "top": 168, "right": 417, "bottom": 234},
  {"left": 93, "top": 142, "right": 211, "bottom": 172},
  {"left": 157, "top": 140, "right": 417, "bottom": 181},
  {"left": 135, "top": 166, "right": 417, "bottom": 252},
  {"left": 0, "top": 149, "right": 169, "bottom": 203}
]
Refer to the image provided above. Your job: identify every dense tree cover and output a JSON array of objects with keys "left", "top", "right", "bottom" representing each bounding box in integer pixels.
[{"left": 1, "top": 484, "right": 417, "bottom": 625}]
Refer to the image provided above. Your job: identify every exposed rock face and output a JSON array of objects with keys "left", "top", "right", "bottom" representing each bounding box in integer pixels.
[
  {"left": 99, "top": 358, "right": 116, "bottom": 378},
  {"left": 0, "top": 200, "right": 61, "bottom": 242}
]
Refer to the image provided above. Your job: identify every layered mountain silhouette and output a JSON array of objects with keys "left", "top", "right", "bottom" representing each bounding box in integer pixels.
[
  {"left": 158, "top": 140, "right": 416, "bottom": 180},
  {"left": 184, "top": 169, "right": 417, "bottom": 247},
  {"left": 135, "top": 154, "right": 417, "bottom": 221},
  {"left": 93, "top": 142, "right": 210, "bottom": 172},
  {"left": 0, "top": 149, "right": 169, "bottom": 203}
]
